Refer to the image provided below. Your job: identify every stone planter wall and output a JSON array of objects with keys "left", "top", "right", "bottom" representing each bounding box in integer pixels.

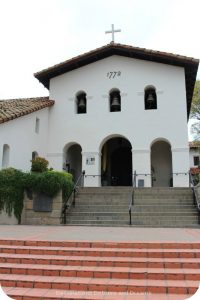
[
  {"left": 0, "top": 210, "right": 18, "bottom": 225},
  {"left": 22, "top": 190, "right": 63, "bottom": 225}
]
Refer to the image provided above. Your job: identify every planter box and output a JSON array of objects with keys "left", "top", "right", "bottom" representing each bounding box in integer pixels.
[{"left": 22, "top": 190, "right": 63, "bottom": 225}]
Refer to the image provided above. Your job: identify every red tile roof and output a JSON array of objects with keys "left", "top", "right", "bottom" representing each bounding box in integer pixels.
[
  {"left": 34, "top": 42, "right": 199, "bottom": 118},
  {"left": 0, "top": 97, "right": 54, "bottom": 124},
  {"left": 189, "top": 142, "right": 200, "bottom": 148},
  {"left": 190, "top": 167, "right": 200, "bottom": 175}
]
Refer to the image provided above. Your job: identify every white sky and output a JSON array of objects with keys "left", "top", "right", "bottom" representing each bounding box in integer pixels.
[{"left": 0, "top": 0, "right": 199, "bottom": 138}]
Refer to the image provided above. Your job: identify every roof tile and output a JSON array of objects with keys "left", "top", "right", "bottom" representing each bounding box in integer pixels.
[{"left": 0, "top": 97, "right": 54, "bottom": 124}]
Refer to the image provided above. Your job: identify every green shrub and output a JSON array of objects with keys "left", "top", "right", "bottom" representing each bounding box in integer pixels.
[
  {"left": 0, "top": 167, "right": 74, "bottom": 224},
  {"left": 31, "top": 157, "right": 49, "bottom": 172},
  {"left": 24, "top": 170, "right": 73, "bottom": 200},
  {"left": 0, "top": 168, "right": 25, "bottom": 223}
]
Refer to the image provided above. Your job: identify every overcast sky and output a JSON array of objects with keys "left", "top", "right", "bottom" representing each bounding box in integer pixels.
[
  {"left": 0, "top": 0, "right": 199, "bottom": 98},
  {"left": 0, "top": 0, "right": 199, "bottom": 138}
]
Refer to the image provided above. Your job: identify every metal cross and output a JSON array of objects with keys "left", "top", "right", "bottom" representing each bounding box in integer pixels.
[{"left": 105, "top": 24, "right": 121, "bottom": 43}]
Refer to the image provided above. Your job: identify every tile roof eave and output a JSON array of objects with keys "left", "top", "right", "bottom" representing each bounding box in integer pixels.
[{"left": 0, "top": 97, "right": 54, "bottom": 124}]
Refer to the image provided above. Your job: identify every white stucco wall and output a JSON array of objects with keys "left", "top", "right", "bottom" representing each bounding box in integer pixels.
[
  {"left": 0, "top": 108, "right": 50, "bottom": 171},
  {"left": 47, "top": 55, "right": 190, "bottom": 187}
]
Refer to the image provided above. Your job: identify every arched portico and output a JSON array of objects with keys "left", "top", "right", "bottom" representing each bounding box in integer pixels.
[
  {"left": 151, "top": 139, "right": 172, "bottom": 187},
  {"left": 100, "top": 135, "right": 132, "bottom": 186},
  {"left": 63, "top": 142, "right": 82, "bottom": 183}
]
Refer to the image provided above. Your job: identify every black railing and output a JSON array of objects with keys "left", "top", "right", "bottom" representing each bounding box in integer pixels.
[
  {"left": 128, "top": 171, "right": 136, "bottom": 225},
  {"left": 189, "top": 171, "right": 200, "bottom": 224},
  {"left": 61, "top": 170, "right": 85, "bottom": 224}
]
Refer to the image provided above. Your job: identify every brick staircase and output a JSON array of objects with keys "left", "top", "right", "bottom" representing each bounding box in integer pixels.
[
  {"left": 65, "top": 187, "right": 199, "bottom": 227},
  {"left": 0, "top": 239, "right": 200, "bottom": 299}
]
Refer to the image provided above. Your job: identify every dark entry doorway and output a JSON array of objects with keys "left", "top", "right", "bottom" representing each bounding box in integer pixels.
[
  {"left": 111, "top": 147, "right": 132, "bottom": 185},
  {"left": 101, "top": 137, "right": 132, "bottom": 186}
]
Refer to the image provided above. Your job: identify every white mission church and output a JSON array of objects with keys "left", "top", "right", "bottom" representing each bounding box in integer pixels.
[{"left": 0, "top": 41, "right": 199, "bottom": 188}]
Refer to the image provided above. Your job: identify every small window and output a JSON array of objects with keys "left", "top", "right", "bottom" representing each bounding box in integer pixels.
[
  {"left": 2, "top": 144, "right": 10, "bottom": 168},
  {"left": 35, "top": 118, "right": 40, "bottom": 133},
  {"left": 194, "top": 156, "right": 200, "bottom": 166},
  {"left": 145, "top": 86, "right": 157, "bottom": 110},
  {"left": 109, "top": 89, "right": 121, "bottom": 112},
  {"left": 76, "top": 92, "right": 87, "bottom": 114},
  {"left": 32, "top": 151, "right": 38, "bottom": 160}
]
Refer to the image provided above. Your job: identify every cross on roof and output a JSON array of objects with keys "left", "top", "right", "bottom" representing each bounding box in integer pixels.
[{"left": 105, "top": 24, "right": 121, "bottom": 43}]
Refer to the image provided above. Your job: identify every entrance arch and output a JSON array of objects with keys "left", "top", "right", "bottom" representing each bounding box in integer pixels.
[
  {"left": 63, "top": 143, "right": 82, "bottom": 183},
  {"left": 151, "top": 139, "right": 172, "bottom": 187},
  {"left": 101, "top": 136, "right": 132, "bottom": 186}
]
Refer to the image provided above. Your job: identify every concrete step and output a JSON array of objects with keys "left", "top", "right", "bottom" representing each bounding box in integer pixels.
[
  {"left": 65, "top": 187, "right": 199, "bottom": 228},
  {"left": 66, "top": 212, "right": 198, "bottom": 220},
  {"left": 72, "top": 205, "right": 197, "bottom": 213},
  {"left": 65, "top": 220, "right": 199, "bottom": 227}
]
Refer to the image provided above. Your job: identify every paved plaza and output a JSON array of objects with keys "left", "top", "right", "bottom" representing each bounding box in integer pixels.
[{"left": 0, "top": 225, "right": 200, "bottom": 243}]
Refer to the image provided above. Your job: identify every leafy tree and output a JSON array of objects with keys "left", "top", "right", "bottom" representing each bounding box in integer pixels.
[{"left": 190, "top": 80, "right": 200, "bottom": 141}]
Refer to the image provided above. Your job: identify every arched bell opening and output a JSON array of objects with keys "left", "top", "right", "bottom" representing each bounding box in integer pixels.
[
  {"left": 76, "top": 91, "right": 87, "bottom": 114},
  {"left": 109, "top": 88, "right": 121, "bottom": 112},
  {"left": 151, "top": 139, "right": 172, "bottom": 187},
  {"left": 63, "top": 143, "right": 82, "bottom": 183},
  {"left": 145, "top": 85, "right": 157, "bottom": 110},
  {"left": 101, "top": 136, "right": 132, "bottom": 186}
]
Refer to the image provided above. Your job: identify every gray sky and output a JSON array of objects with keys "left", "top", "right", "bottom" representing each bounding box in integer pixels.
[{"left": 0, "top": 0, "right": 199, "bottom": 99}]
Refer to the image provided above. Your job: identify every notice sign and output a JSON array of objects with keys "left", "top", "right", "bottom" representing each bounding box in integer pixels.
[{"left": 86, "top": 156, "right": 95, "bottom": 165}]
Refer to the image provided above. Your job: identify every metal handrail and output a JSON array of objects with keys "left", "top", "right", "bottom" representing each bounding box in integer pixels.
[
  {"left": 133, "top": 173, "right": 152, "bottom": 176},
  {"left": 84, "top": 174, "right": 101, "bottom": 177},
  {"left": 189, "top": 170, "right": 200, "bottom": 208},
  {"left": 61, "top": 170, "right": 85, "bottom": 224},
  {"left": 171, "top": 172, "right": 189, "bottom": 175},
  {"left": 128, "top": 189, "right": 134, "bottom": 225},
  {"left": 128, "top": 171, "right": 137, "bottom": 225}
]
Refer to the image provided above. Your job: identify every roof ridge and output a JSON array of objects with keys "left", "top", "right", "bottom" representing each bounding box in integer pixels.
[{"left": 34, "top": 43, "right": 199, "bottom": 78}]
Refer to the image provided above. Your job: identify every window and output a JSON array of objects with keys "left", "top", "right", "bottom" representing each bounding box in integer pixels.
[
  {"left": 145, "top": 86, "right": 157, "bottom": 110},
  {"left": 32, "top": 151, "right": 38, "bottom": 160},
  {"left": 76, "top": 91, "right": 87, "bottom": 114},
  {"left": 194, "top": 156, "right": 200, "bottom": 166},
  {"left": 109, "top": 89, "right": 121, "bottom": 112},
  {"left": 2, "top": 144, "right": 10, "bottom": 168},
  {"left": 35, "top": 117, "right": 40, "bottom": 133}
]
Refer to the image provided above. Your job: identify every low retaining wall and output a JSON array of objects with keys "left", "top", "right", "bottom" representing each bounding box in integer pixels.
[
  {"left": 0, "top": 210, "right": 18, "bottom": 225},
  {"left": 22, "top": 190, "right": 63, "bottom": 225}
]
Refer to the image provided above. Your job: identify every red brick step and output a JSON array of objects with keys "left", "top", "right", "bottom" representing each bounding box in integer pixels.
[
  {"left": 1, "top": 244, "right": 200, "bottom": 258},
  {"left": 0, "top": 239, "right": 199, "bottom": 299},
  {"left": 1, "top": 252, "right": 200, "bottom": 269}
]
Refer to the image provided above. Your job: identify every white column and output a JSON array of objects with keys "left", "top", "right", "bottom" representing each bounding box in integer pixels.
[
  {"left": 82, "top": 152, "right": 101, "bottom": 187},
  {"left": 132, "top": 149, "right": 151, "bottom": 187},
  {"left": 171, "top": 147, "right": 190, "bottom": 187}
]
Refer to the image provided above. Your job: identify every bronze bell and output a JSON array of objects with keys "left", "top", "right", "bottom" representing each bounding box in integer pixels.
[
  {"left": 111, "top": 93, "right": 120, "bottom": 110},
  {"left": 78, "top": 97, "right": 86, "bottom": 109},
  {"left": 147, "top": 92, "right": 154, "bottom": 103}
]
